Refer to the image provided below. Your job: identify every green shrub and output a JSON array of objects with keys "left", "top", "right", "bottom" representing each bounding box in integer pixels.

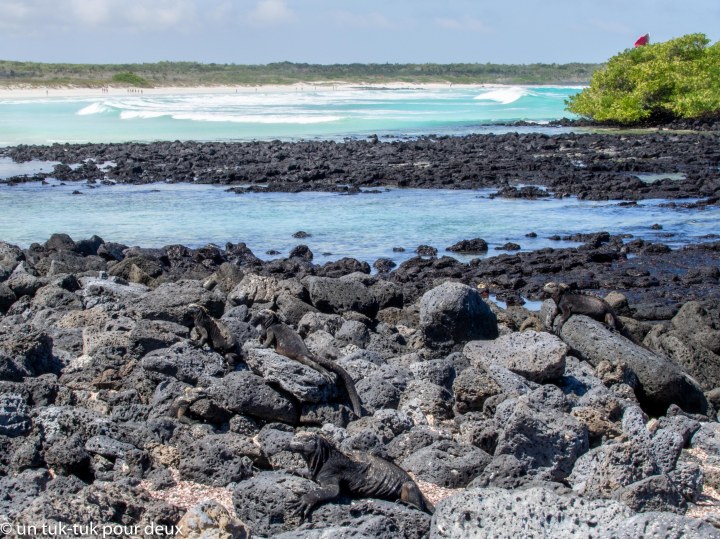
[
  {"left": 566, "top": 33, "right": 720, "bottom": 124},
  {"left": 111, "top": 71, "right": 151, "bottom": 87}
]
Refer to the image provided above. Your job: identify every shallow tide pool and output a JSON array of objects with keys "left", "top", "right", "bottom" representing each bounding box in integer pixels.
[{"left": 1, "top": 178, "right": 717, "bottom": 267}]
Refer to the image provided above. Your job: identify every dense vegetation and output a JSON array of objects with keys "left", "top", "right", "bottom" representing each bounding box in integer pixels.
[
  {"left": 111, "top": 72, "right": 151, "bottom": 87},
  {"left": 0, "top": 60, "right": 599, "bottom": 87},
  {"left": 566, "top": 33, "right": 720, "bottom": 124}
]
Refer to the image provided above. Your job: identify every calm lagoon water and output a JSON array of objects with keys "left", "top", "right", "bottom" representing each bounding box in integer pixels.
[{"left": 1, "top": 178, "right": 716, "bottom": 267}]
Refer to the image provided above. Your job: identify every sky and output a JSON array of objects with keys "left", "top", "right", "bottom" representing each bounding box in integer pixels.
[{"left": 0, "top": 0, "right": 718, "bottom": 65}]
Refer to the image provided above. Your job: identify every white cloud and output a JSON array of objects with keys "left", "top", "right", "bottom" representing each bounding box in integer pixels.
[
  {"left": 69, "top": 0, "right": 112, "bottom": 26},
  {"left": 0, "top": 1, "right": 30, "bottom": 20},
  {"left": 333, "top": 11, "right": 394, "bottom": 29},
  {"left": 125, "top": 1, "right": 197, "bottom": 30},
  {"left": 207, "top": 0, "right": 235, "bottom": 24},
  {"left": 0, "top": 0, "right": 34, "bottom": 31},
  {"left": 248, "top": 0, "right": 295, "bottom": 25},
  {"left": 0, "top": 0, "right": 199, "bottom": 32},
  {"left": 435, "top": 16, "right": 492, "bottom": 33}
]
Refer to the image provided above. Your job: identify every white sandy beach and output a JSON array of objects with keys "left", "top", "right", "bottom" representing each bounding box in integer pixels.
[{"left": 0, "top": 81, "right": 500, "bottom": 99}]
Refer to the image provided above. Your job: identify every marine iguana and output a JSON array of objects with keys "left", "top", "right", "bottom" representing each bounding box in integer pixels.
[
  {"left": 251, "top": 309, "right": 363, "bottom": 417},
  {"left": 288, "top": 432, "right": 434, "bottom": 517},
  {"left": 543, "top": 282, "right": 637, "bottom": 342},
  {"left": 168, "top": 386, "right": 207, "bottom": 424},
  {"left": 187, "top": 303, "right": 239, "bottom": 362}
]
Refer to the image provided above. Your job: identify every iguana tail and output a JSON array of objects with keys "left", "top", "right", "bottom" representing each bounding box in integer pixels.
[
  {"left": 401, "top": 481, "right": 435, "bottom": 515},
  {"left": 607, "top": 312, "right": 643, "bottom": 346},
  {"left": 316, "top": 357, "right": 363, "bottom": 417}
]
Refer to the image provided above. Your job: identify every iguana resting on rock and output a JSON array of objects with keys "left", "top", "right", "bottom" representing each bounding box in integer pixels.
[
  {"left": 187, "top": 303, "right": 239, "bottom": 362},
  {"left": 251, "top": 309, "right": 363, "bottom": 417},
  {"left": 289, "top": 432, "right": 434, "bottom": 518},
  {"left": 168, "top": 386, "right": 207, "bottom": 424},
  {"left": 543, "top": 283, "right": 637, "bottom": 343}
]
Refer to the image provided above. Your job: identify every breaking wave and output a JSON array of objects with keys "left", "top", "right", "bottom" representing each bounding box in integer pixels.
[
  {"left": 77, "top": 102, "right": 112, "bottom": 115},
  {"left": 119, "top": 111, "right": 167, "bottom": 120},
  {"left": 0, "top": 85, "right": 584, "bottom": 145},
  {"left": 473, "top": 87, "right": 530, "bottom": 105},
  {"left": 170, "top": 113, "right": 342, "bottom": 124},
  {"left": 118, "top": 111, "right": 342, "bottom": 123}
]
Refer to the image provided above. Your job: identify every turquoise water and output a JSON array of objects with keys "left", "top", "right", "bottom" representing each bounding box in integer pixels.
[
  {"left": 0, "top": 86, "right": 579, "bottom": 146},
  {"left": 1, "top": 179, "right": 716, "bottom": 266},
  {"left": 3, "top": 85, "right": 714, "bottom": 265}
]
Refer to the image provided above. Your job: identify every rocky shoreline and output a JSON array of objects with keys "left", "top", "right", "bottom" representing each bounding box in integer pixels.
[
  {"left": 2, "top": 129, "right": 720, "bottom": 201},
  {"left": 2, "top": 122, "right": 720, "bottom": 538},
  {"left": 1, "top": 232, "right": 719, "bottom": 537}
]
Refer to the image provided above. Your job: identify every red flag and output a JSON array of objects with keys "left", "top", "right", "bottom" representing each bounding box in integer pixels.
[{"left": 634, "top": 34, "right": 650, "bottom": 47}]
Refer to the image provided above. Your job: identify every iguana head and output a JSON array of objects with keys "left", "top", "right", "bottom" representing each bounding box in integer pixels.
[
  {"left": 187, "top": 303, "right": 210, "bottom": 321},
  {"left": 188, "top": 303, "right": 207, "bottom": 312},
  {"left": 289, "top": 432, "right": 334, "bottom": 474},
  {"left": 543, "top": 282, "right": 569, "bottom": 298},
  {"left": 250, "top": 309, "right": 279, "bottom": 329},
  {"left": 288, "top": 432, "right": 320, "bottom": 456}
]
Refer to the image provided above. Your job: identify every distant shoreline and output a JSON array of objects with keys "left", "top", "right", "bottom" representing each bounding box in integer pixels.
[
  {"left": 0, "top": 59, "right": 599, "bottom": 93},
  {"left": 0, "top": 82, "right": 585, "bottom": 100}
]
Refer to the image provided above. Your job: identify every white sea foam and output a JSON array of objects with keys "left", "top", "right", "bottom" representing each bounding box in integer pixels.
[
  {"left": 0, "top": 98, "right": 90, "bottom": 106},
  {"left": 1, "top": 86, "right": 583, "bottom": 145},
  {"left": 78, "top": 96, "right": 345, "bottom": 123},
  {"left": 169, "top": 113, "right": 343, "bottom": 124},
  {"left": 77, "top": 102, "right": 111, "bottom": 115},
  {"left": 473, "top": 87, "right": 528, "bottom": 105},
  {"left": 120, "top": 111, "right": 169, "bottom": 120},
  {"left": 149, "top": 89, "right": 456, "bottom": 109}
]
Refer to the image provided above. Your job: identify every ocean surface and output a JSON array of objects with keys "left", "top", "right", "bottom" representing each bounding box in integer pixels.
[
  {"left": 0, "top": 177, "right": 716, "bottom": 268},
  {"left": 0, "top": 86, "right": 580, "bottom": 146},
  {"left": 2, "top": 85, "right": 716, "bottom": 269}
]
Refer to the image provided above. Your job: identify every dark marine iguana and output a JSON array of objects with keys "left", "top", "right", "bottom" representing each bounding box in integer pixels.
[
  {"left": 187, "top": 303, "right": 239, "bottom": 362},
  {"left": 543, "top": 282, "right": 638, "bottom": 343},
  {"left": 168, "top": 386, "right": 207, "bottom": 424},
  {"left": 251, "top": 309, "right": 363, "bottom": 417},
  {"left": 288, "top": 432, "right": 434, "bottom": 518}
]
